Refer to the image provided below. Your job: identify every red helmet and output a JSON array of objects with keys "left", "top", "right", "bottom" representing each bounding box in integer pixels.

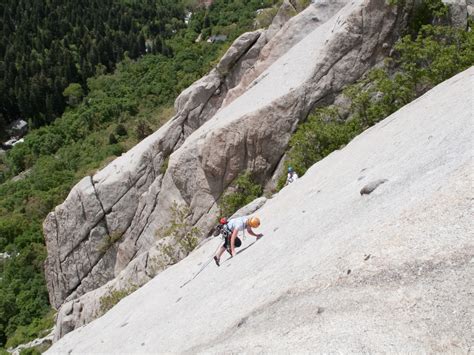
[{"left": 219, "top": 217, "right": 228, "bottom": 225}]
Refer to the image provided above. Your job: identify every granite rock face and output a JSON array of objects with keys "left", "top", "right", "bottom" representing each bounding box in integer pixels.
[
  {"left": 45, "top": 0, "right": 411, "bottom": 338},
  {"left": 47, "top": 67, "right": 474, "bottom": 355},
  {"left": 442, "top": 0, "right": 470, "bottom": 28}
]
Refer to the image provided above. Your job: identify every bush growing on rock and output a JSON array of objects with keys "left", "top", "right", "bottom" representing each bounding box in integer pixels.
[
  {"left": 155, "top": 202, "right": 201, "bottom": 267},
  {"left": 98, "top": 286, "right": 138, "bottom": 316},
  {"left": 219, "top": 171, "right": 263, "bottom": 217},
  {"left": 278, "top": 108, "right": 362, "bottom": 189}
]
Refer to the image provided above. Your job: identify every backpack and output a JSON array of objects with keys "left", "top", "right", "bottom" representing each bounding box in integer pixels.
[
  {"left": 212, "top": 217, "right": 230, "bottom": 238},
  {"left": 212, "top": 217, "right": 241, "bottom": 248}
]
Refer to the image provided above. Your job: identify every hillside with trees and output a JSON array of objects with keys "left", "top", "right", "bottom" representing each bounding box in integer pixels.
[{"left": 0, "top": 0, "right": 188, "bottom": 135}]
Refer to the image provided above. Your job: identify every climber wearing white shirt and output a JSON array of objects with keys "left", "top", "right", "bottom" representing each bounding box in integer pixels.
[
  {"left": 285, "top": 166, "right": 298, "bottom": 185},
  {"left": 213, "top": 215, "right": 263, "bottom": 266}
]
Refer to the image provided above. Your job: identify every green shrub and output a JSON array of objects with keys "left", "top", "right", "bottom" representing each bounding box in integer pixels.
[
  {"left": 98, "top": 286, "right": 137, "bottom": 316},
  {"left": 394, "top": 25, "right": 474, "bottom": 88},
  {"left": 115, "top": 124, "right": 128, "bottom": 137},
  {"left": 343, "top": 69, "right": 414, "bottom": 129},
  {"left": 388, "top": 0, "right": 448, "bottom": 36},
  {"left": 4, "top": 309, "right": 54, "bottom": 349},
  {"left": 160, "top": 156, "right": 170, "bottom": 176},
  {"left": 135, "top": 120, "right": 153, "bottom": 140},
  {"left": 98, "top": 232, "right": 123, "bottom": 254},
  {"left": 157, "top": 202, "right": 200, "bottom": 263},
  {"left": 19, "top": 348, "right": 41, "bottom": 355},
  {"left": 220, "top": 171, "right": 262, "bottom": 217},
  {"left": 108, "top": 133, "right": 118, "bottom": 145},
  {"left": 282, "top": 22, "right": 473, "bottom": 189},
  {"left": 278, "top": 107, "right": 362, "bottom": 190}
]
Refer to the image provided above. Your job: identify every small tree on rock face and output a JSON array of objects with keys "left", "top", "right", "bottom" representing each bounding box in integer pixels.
[
  {"left": 155, "top": 202, "right": 200, "bottom": 266},
  {"left": 115, "top": 124, "right": 127, "bottom": 137},
  {"left": 135, "top": 120, "right": 153, "bottom": 140},
  {"left": 108, "top": 133, "right": 118, "bottom": 144},
  {"left": 219, "top": 171, "right": 262, "bottom": 217}
]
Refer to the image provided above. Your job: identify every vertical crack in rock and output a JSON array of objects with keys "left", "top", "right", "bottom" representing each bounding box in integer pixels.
[
  {"left": 79, "top": 198, "right": 87, "bottom": 221},
  {"left": 51, "top": 213, "right": 62, "bottom": 304},
  {"left": 52, "top": 213, "right": 64, "bottom": 275},
  {"left": 143, "top": 252, "right": 153, "bottom": 279},
  {"left": 133, "top": 188, "right": 161, "bottom": 248},
  {"left": 89, "top": 176, "right": 111, "bottom": 237},
  {"left": 60, "top": 213, "right": 107, "bottom": 264},
  {"left": 63, "top": 245, "right": 118, "bottom": 302}
]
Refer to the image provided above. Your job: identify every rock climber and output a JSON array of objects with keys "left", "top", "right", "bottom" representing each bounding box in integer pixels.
[
  {"left": 213, "top": 215, "right": 263, "bottom": 266},
  {"left": 285, "top": 166, "right": 298, "bottom": 185}
]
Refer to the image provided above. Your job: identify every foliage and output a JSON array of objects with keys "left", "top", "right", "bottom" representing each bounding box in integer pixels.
[
  {"left": 277, "top": 108, "right": 362, "bottom": 190},
  {"left": 255, "top": 7, "right": 280, "bottom": 28},
  {"left": 108, "top": 133, "right": 118, "bottom": 145},
  {"left": 0, "top": 243, "right": 49, "bottom": 347},
  {"left": 157, "top": 202, "right": 201, "bottom": 266},
  {"left": 135, "top": 120, "right": 153, "bottom": 140},
  {"left": 160, "top": 156, "right": 170, "bottom": 176},
  {"left": 63, "top": 84, "right": 84, "bottom": 108},
  {"left": 19, "top": 348, "right": 42, "bottom": 355},
  {"left": 115, "top": 124, "right": 128, "bottom": 137},
  {"left": 98, "top": 286, "right": 138, "bottom": 316},
  {"left": 343, "top": 69, "right": 415, "bottom": 128},
  {"left": 220, "top": 171, "right": 262, "bottom": 217},
  {"left": 394, "top": 25, "right": 474, "bottom": 88},
  {"left": 388, "top": 0, "right": 449, "bottom": 37},
  {"left": 98, "top": 232, "right": 123, "bottom": 254},
  {"left": 5, "top": 310, "right": 54, "bottom": 349},
  {"left": 0, "top": 0, "right": 185, "bottom": 129},
  {"left": 198, "top": 0, "right": 277, "bottom": 39}
]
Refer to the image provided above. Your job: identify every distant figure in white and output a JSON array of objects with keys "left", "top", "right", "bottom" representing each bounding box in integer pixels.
[{"left": 285, "top": 166, "right": 298, "bottom": 186}]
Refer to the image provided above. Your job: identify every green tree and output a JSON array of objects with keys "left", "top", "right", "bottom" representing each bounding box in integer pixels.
[
  {"left": 220, "top": 171, "right": 263, "bottom": 217},
  {"left": 63, "top": 83, "right": 84, "bottom": 107}
]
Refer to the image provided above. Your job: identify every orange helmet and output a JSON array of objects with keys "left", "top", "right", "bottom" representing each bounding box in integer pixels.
[{"left": 247, "top": 216, "right": 260, "bottom": 228}]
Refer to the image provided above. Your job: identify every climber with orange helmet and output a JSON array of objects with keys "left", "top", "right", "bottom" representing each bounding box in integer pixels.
[{"left": 213, "top": 215, "right": 263, "bottom": 266}]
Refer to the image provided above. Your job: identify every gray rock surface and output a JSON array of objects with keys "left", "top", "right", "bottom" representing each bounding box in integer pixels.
[
  {"left": 222, "top": 0, "right": 350, "bottom": 106},
  {"left": 230, "top": 197, "right": 267, "bottom": 219},
  {"left": 152, "top": 0, "right": 406, "bottom": 243},
  {"left": 46, "top": 67, "right": 474, "bottom": 355},
  {"left": 442, "top": 0, "right": 469, "bottom": 28}
]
